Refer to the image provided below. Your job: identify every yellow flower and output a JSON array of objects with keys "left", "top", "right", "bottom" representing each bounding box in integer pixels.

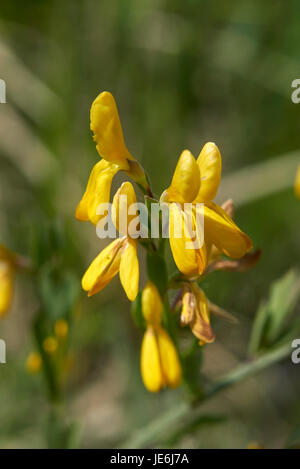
[
  {"left": 76, "top": 91, "right": 149, "bottom": 225},
  {"left": 141, "top": 326, "right": 182, "bottom": 392},
  {"left": 140, "top": 282, "right": 181, "bottom": 392},
  {"left": 295, "top": 164, "right": 300, "bottom": 199},
  {"left": 161, "top": 143, "right": 252, "bottom": 276},
  {"left": 26, "top": 352, "right": 42, "bottom": 374},
  {"left": 181, "top": 283, "right": 215, "bottom": 345},
  {"left": 0, "top": 261, "right": 14, "bottom": 318},
  {"left": 82, "top": 182, "right": 139, "bottom": 301},
  {"left": 43, "top": 336, "right": 58, "bottom": 355},
  {"left": 54, "top": 319, "right": 69, "bottom": 340},
  {"left": 180, "top": 279, "right": 242, "bottom": 345},
  {"left": 0, "top": 244, "right": 19, "bottom": 318}
]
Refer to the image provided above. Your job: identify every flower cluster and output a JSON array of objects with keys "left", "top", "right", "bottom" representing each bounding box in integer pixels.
[{"left": 76, "top": 91, "right": 260, "bottom": 392}]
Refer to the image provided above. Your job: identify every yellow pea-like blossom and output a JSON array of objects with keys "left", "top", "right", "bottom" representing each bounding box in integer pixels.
[
  {"left": 181, "top": 283, "right": 215, "bottom": 345},
  {"left": 81, "top": 182, "right": 139, "bottom": 301},
  {"left": 177, "top": 198, "right": 259, "bottom": 346},
  {"left": 295, "top": 164, "right": 300, "bottom": 199},
  {"left": 76, "top": 91, "right": 149, "bottom": 225},
  {"left": 140, "top": 282, "right": 181, "bottom": 392},
  {"left": 161, "top": 143, "right": 253, "bottom": 276},
  {"left": 26, "top": 352, "right": 42, "bottom": 374}
]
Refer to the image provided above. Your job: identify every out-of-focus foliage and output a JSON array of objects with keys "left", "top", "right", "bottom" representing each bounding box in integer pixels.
[
  {"left": 249, "top": 270, "right": 300, "bottom": 355},
  {"left": 0, "top": 0, "right": 299, "bottom": 449}
]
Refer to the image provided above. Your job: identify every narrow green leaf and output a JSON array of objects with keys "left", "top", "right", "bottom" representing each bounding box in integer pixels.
[
  {"left": 248, "top": 301, "right": 269, "bottom": 356},
  {"left": 248, "top": 270, "right": 300, "bottom": 355},
  {"left": 266, "top": 269, "right": 300, "bottom": 343}
]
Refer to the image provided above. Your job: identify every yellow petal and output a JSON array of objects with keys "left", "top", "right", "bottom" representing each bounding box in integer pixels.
[
  {"left": 169, "top": 203, "right": 207, "bottom": 276},
  {"left": 204, "top": 202, "right": 253, "bottom": 259},
  {"left": 295, "top": 164, "right": 300, "bottom": 199},
  {"left": 181, "top": 289, "right": 196, "bottom": 325},
  {"left": 193, "top": 204, "right": 206, "bottom": 260},
  {"left": 82, "top": 237, "right": 124, "bottom": 295},
  {"left": 140, "top": 327, "right": 163, "bottom": 392},
  {"left": 157, "top": 327, "right": 182, "bottom": 389},
  {"left": 191, "top": 287, "right": 215, "bottom": 344},
  {"left": 0, "top": 261, "right": 14, "bottom": 317},
  {"left": 142, "top": 281, "right": 162, "bottom": 326},
  {"left": 76, "top": 159, "right": 120, "bottom": 225},
  {"left": 207, "top": 244, "right": 222, "bottom": 265},
  {"left": 162, "top": 150, "right": 200, "bottom": 204},
  {"left": 90, "top": 91, "right": 133, "bottom": 168},
  {"left": 194, "top": 142, "right": 222, "bottom": 202},
  {"left": 119, "top": 238, "right": 139, "bottom": 301},
  {"left": 112, "top": 182, "right": 138, "bottom": 235}
]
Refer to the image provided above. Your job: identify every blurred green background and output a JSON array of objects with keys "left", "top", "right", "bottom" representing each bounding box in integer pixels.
[{"left": 0, "top": 0, "right": 299, "bottom": 449}]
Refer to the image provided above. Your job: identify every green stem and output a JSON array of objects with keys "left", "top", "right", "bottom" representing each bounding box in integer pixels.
[{"left": 121, "top": 342, "right": 290, "bottom": 448}]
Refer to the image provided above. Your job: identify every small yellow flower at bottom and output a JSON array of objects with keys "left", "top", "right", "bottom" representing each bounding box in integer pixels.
[
  {"left": 26, "top": 352, "right": 42, "bottom": 374},
  {"left": 294, "top": 164, "right": 300, "bottom": 199},
  {"left": 141, "top": 326, "right": 182, "bottom": 392},
  {"left": 54, "top": 319, "right": 69, "bottom": 340},
  {"left": 181, "top": 284, "right": 215, "bottom": 345},
  {"left": 43, "top": 336, "right": 58, "bottom": 355},
  {"left": 140, "top": 282, "right": 181, "bottom": 392}
]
